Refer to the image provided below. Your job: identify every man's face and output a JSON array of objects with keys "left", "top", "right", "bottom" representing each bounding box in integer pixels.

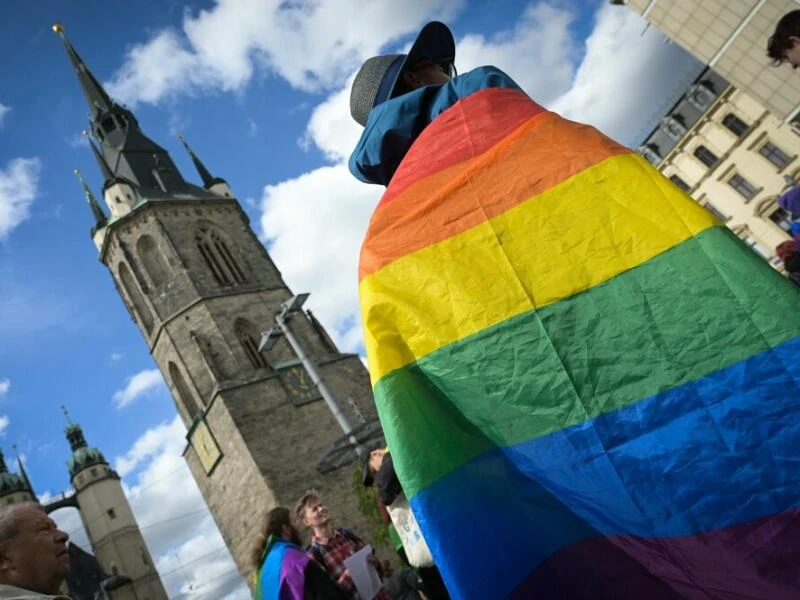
[
  {"left": 402, "top": 59, "right": 452, "bottom": 90},
  {"left": 302, "top": 498, "right": 329, "bottom": 529},
  {"left": 0, "top": 506, "right": 69, "bottom": 595},
  {"left": 786, "top": 36, "right": 800, "bottom": 68},
  {"left": 368, "top": 449, "right": 385, "bottom": 475}
]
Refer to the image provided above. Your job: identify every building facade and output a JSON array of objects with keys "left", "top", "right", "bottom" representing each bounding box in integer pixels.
[
  {"left": 56, "top": 26, "right": 383, "bottom": 583},
  {"left": 638, "top": 68, "right": 794, "bottom": 264},
  {"left": 620, "top": 0, "right": 800, "bottom": 122}
]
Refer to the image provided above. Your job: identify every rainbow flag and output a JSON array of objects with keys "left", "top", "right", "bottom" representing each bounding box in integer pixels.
[
  {"left": 254, "top": 538, "right": 309, "bottom": 600},
  {"left": 355, "top": 68, "right": 800, "bottom": 599}
]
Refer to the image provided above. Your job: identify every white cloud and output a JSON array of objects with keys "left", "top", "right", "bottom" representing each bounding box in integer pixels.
[
  {"left": 106, "top": 0, "right": 463, "bottom": 105},
  {"left": 114, "top": 416, "right": 248, "bottom": 599},
  {"left": 456, "top": 2, "right": 577, "bottom": 106},
  {"left": 65, "top": 132, "right": 89, "bottom": 149},
  {"left": 110, "top": 352, "right": 124, "bottom": 363},
  {"left": 551, "top": 3, "right": 701, "bottom": 146},
  {"left": 260, "top": 165, "right": 380, "bottom": 352},
  {"left": 0, "top": 416, "right": 9, "bottom": 436},
  {"left": 113, "top": 368, "right": 165, "bottom": 409},
  {"left": 0, "top": 104, "right": 9, "bottom": 128},
  {"left": 0, "top": 379, "right": 9, "bottom": 396},
  {"left": 0, "top": 157, "right": 41, "bottom": 240}
]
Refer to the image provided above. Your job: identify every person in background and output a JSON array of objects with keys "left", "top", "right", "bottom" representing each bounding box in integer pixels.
[
  {"left": 362, "top": 448, "right": 450, "bottom": 600},
  {"left": 295, "top": 491, "right": 390, "bottom": 600},
  {"left": 0, "top": 503, "right": 71, "bottom": 600},
  {"left": 252, "top": 506, "right": 347, "bottom": 600},
  {"left": 768, "top": 10, "right": 800, "bottom": 68}
]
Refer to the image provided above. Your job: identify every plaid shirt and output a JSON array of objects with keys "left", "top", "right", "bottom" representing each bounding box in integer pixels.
[{"left": 308, "top": 528, "right": 390, "bottom": 600}]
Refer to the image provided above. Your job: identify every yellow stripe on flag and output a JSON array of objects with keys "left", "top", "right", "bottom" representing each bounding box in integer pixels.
[{"left": 360, "top": 153, "right": 719, "bottom": 383}]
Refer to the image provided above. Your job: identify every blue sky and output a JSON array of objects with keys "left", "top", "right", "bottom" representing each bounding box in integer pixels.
[{"left": 0, "top": 1, "right": 702, "bottom": 597}]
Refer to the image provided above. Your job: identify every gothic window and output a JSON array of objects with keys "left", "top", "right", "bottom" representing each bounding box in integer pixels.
[
  {"left": 693, "top": 145, "right": 718, "bottom": 168},
  {"left": 235, "top": 319, "right": 269, "bottom": 369},
  {"left": 107, "top": 508, "right": 116, "bottom": 520},
  {"left": 728, "top": 173, "right": 759, "bottom": 200},
  {"left": 195, "top": 225, "right": 247, "bottom": 286},
  {"left": 759, "top": 142, "right": 792, "bottom": 169},
  {"left": 118, "top": 263, "right": 154, "bottom": 334},
  {"left": 669, "top": 174, "right": 691, "bottom": 192},
  {"left": 168, "top": 362, "right": 202, "bottom": 419},
  {"left": 137, "top": 235, "right": 171, "bottom": 288},
  {"left": 722, "top": 113, "right": 749, "bottom": 137}
]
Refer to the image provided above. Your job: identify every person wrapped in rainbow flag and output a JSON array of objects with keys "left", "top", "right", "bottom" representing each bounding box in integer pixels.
[
  {"left": 349, "top": 20, "right": 800, "bottom": 600},
  {"left": 252, "top": 507, "right": 347, "bottom": 600}
]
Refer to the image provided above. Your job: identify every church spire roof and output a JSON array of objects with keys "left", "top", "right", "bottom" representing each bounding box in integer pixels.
[
  {"left": 85, "top": 131, "right": 115, "bottom": 184},
  {"left": 53, "top": 23, "right": 114, "bottom": 119},
  {"left": 13, "top": 444, "right": 37, "bottom": 502},
  {"left": 74, "top": 168, "right": 106, "bottom": 226},
  {"left": 55, "top": 23, "right": 188, "bottom": 194},
  {"left": 178, "top": 134, "right": 225, "bottom": 188},
  {"left": 61, "top": 406, "right": 108, "bottom": 478}
]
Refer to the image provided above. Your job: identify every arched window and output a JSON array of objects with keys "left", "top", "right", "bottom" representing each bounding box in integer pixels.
[
  {"left": 195, "top": 225, "right": 247, "bottom": 286},
  {"left": 118, "top": 263, "right": 154, "bottom": 333},
  {"left": 687, "top": 82, "right": 716, "bottom": 111},
  {"left": 137, "top": 235, "right": 171, "bottom": 288},
  {"left": 168, "top": 362, "right": 202, "bottom": 419},
  {"left": 234, "top": 319, "right": 269, "bottom": 369}
]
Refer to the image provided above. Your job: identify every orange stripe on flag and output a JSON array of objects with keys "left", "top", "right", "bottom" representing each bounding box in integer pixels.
[{"left": 360, "top": 113, "right": 630, "bottom": 281}]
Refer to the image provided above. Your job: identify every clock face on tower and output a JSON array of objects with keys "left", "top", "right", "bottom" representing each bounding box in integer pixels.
[
  {"left": 276, "top": 362, "right": 322, "bottom": 406},
  {"left": 188, "top": 418, "right": 222, "bottom": 475}
]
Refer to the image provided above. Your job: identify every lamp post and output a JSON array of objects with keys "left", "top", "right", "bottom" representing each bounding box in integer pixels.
[{"left": 260, "top": 294, "right": 364, "bottom": 457}]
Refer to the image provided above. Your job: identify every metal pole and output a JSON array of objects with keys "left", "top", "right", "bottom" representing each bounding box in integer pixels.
[{"left": 276, "top": 312, "right": 364, "bottom": 457}]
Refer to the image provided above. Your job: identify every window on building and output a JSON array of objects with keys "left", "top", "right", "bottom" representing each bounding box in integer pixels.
[
  {"left": 721, "top": 113, "right": 749, "bottom": 137},
  {"left": 235, "top": 319, "right": 269, "bottom": 369},
  {"left": 118, "top": 263, "right": 154, "bottom": 334},
  {"left": 693, "top": 145, "right": 718, "bottom": 168},
  {"left": 728, "top": 173, "right": 759, "bottom": 200},
  {"left": 137, "top": 235, "right": 171, "bottom": 288},
  {"left": 107, "top": 508, "right": 116, "bottom": 520},
  {"left": 744, "top": 235, "right": 772, "bottom": 259},
  {"left": 704, "top": 203, "right": 728, "bottom": 222},
  {"left": 168, "top": 362, "right": 202, "bottom": 419},
  {"left": 769, "top": 207, "right": 793, "bottom": 232},
  {"left": 90, "top": 468, "right": 97, "bottom": 477},
  {"left": 195, "top": 225, "right": 248, "bottom": 287},
  {"left": 669, "top": 174, "right": 691, "bottom": 192},
  {"left": 759, "top": 142, "right": 792, "bottom": 169}
]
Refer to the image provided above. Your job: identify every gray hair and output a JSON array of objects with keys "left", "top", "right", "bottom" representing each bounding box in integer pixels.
[{"left": 0, "top": 502, "right": 44, "bottom": 543}]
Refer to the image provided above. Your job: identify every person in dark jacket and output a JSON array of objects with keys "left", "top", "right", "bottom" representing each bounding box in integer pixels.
[
  {"left": 363, "top": 448, "right": 450, "bottom": 600},
  {"left": 252, "top": 506, "right": 347, "bottom": 600}
]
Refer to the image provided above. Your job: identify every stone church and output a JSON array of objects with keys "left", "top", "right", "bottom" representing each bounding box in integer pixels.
[
  {"left": 0, "top": 414, "right": 167, "bottom": 600},
  {"left": 56, "top": 24, "right": 383, "bottom": 585}
]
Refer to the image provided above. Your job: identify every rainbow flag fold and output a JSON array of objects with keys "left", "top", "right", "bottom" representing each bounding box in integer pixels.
[
  {"left": 254, "top": 538, "right": 309, "bottom": 600},
  {"left": 355, "top": 67, "right": 800, "bottom": 599}
]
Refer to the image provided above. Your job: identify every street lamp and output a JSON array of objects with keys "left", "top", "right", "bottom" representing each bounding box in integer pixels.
[{"left": 260, "top": 294, "right": 364, "bottom": 457}]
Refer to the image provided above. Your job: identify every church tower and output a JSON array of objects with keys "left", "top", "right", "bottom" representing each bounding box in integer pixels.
[
  {"left": 0, "top": 449, "right": 35, "bottom": 506},
  {"left": 64, "top": 413, "right": 168, "bottom": 600},
  {"left": 56, "top": 26, "right": 381, "bottom": 578}
]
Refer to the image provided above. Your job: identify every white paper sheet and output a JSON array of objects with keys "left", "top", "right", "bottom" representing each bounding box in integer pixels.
[{"left": 343, "top": 544, "right": 382, "bottom": 600}]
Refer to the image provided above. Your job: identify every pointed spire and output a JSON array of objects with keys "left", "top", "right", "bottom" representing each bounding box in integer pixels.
[
  {"left": 178, "top": 134, "right": 218, "bottom": 188},
  {"left": 12, "top": 444, "right": 36, "bottom": 500},
  {"left": 74, "top": 168, "right": 106, "bottom": 225},
  {"left": 0, "top": 448, "right": 7, "bottom": 474},
  {"left": 53, "top": 23, "right": 114, "bottom": 118},
  {"left": 62, "top": 405, "right": 73, "bottom": 426},
  {"left": 85, "top": 131, "right": 115, "bottom": 183}
]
